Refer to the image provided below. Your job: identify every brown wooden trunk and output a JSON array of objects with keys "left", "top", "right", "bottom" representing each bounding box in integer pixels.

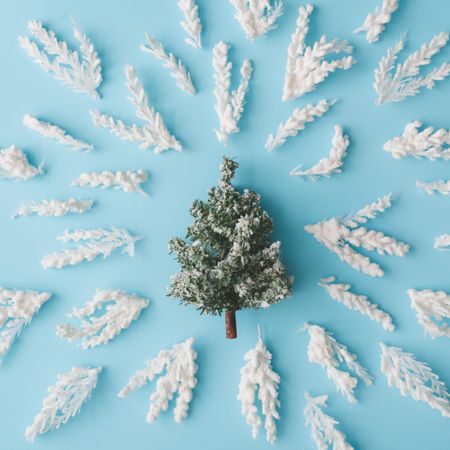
[{"left": 225, "top": 309, "right": 237, "bottom": 339}]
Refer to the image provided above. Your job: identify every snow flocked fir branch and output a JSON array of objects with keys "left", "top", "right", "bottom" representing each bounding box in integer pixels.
[
  {"left": 407, "top": 289, "right": 450, "bottom": 338},
  {"left": 230, "top": 0, "right": 283, "bottom": 41},
  {"left": 41, "top": 227, "right": 141, "bottom": 269},
  {"left": 18, "top": 20, "right": 102, "bottom": 99},
  {"left": 266, "top": 99, "right": 336, "bottom": 151},
  {"left": 304, "top": 323, "right": 372, "bottom": 403},
  {"left": 434, "top": 234, "right": 450, "bottom": 251},
  {"left": 118, "top": 338, "right": 197, "bottom": 423},
  {"left": 0, "top": 146, "right": 43, "bottom": 180},
  {"left": 168, "top": 157, "right": 292, "bottom": 339},
  {"left": 0, "top": 288, "right": 52, "bottom": 359},
  {"left": 374, "top": 32, "right": 450, "bottom": 105},
  {"left": 383, "top": 121, "right": 450, "bottom": 160},
  {"left": 380, "top": 343, "right": 450, "bottom": 418},
  {"left": 282, "top": 4, "right": 355, "bottom": 101},
  {"left": 354, "top": 0, "right": 399, "bottom": 44},
  {"left": 417, "top": 180, "right": 450, "bottom": 196},
  {"left": 319, "top": 276, "right": 395, "bottom": 332},
  {"left": 304, "top": 193, "right": 410, "bottom": 277},
  {"left": 12, "top": 198, "right": 93, "bottom": 219},
  {"left": 304, "top": 392, "right": 354, "bottom": 450},
  {"left": 141, "top": 33, "right": 196, "bottom": 95},
  {"left": 25, "top": 366, "right": 101, "bottom": 442},
  {"left": 213, "top": 42, "right": 252, "bottom": 144},
  {"left": 177, "top": 0, "right": 202, "bottom": 49},
  {"left": 290, "top": 125, "right": 349, "bottom": 179},
  {"left": 72, "top": 169, "right": 148, "bottom": 195},
  {"left": 91, "top": 65, "right": 182, "bottom": 153},
  {"left": 57, "top": 290, "right": 149, "bottom": 348},
  {"left": 237, "top": 327, "right": 280, "bottom": 444},
  {"left": 23, "top": 114, "right": 93, "bottom": 151}
]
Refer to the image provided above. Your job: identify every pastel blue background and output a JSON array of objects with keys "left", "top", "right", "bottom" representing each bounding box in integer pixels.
[{"left": 0, "top": 0, "right": 449, "bottom": 448}]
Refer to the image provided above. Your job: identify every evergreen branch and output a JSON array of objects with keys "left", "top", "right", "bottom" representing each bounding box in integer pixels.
[
  {"left": 12, "top": 198, "right": 93, "bottom": 219},
  {"left": 417, "top": 180, "right": 450, "bottom": 195},
  {"left": 0, "top": 146, "right": 43, "bottom": 180},
  {"left": 344, "top": 193, "right": 393, "bottom": 227},
  {"left": 434, "top": 234, "right": 450, "bottom": 250},
  {"left": 177, "top": 0, "right": 202, "bottom": 49}
]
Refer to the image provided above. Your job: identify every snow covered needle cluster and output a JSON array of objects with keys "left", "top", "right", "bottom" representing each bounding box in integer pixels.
[
  {"left": 380, "top": 343, "right": 450, "bottom": 418},
  {"left": 57, "top": 290, "right": 149, "bottom": 348},
  {"left": 0, "top": 146, "right": 43, "bottom": 180},
  {"left": 91, "top": 65, "right": 181, "bottom": 152},
  {"left": 305, "top": 193, "right": 409, "bottom": 277},
  {"left": 374, "top": 32, "right": 450, "bottom": 104},
  {"left": 177, "top": 0, "right": 202, "bottom": 49},
  {"left": 169, "top": 157, "right": 291, "bottom": 338},
  {"left": 118, "top": 338, "right": 197, "bottom": 423},
  {"left": 230, "top": 0, "right": 283, "bottom": 41},
  {"left": 213, "top": 42, "right": 252, "bottom": 144},
  {"left": 417, "top": 180, "right": 450, "bottom": 196},
  {"left": 12, "top": 198, "right": 93, "bottom": 219},
  {"left": 0, "top": 288, "right": 52, "bottom": 358},
  {"left": 237, "top": 330, "right": 280, "bottom": 444},
  {"left": 19, "top": 20, "right": 102, "bottom": 98},
  {"left": 304, "top": 323, "right": 372, "bottom": 403},
  {"left": 25, "top": 367, "right": 101, "bottom": 442},
  {"left": 435, "top": 234, "right": 450, "bottom": 251},
  {"left": 282, "top": 4, "right": 355, "bottom": 101}
]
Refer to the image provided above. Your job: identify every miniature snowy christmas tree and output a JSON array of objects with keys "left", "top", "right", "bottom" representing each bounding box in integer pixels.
[
  {"left": 56, "top": 289, "right": 149, "bottom": 348},
  {"left": 304, "top": 392, "right": 354, "bottom": 450},
  {"left": 237, "top": 326, "right": 280, "bottom": 443},
  {"left": 118, "top": 338, "right": 197, "bottom": 423},
  {"left": 0, "top": 288, "right": 52, "bottom": 359},
  {"left": 407, "top": 289, "right": 450, "bottom": 338},
  {"left": 304, "top": 193, "right": 409, "bottom": 277},
  {"left": 169, "top": 157, "right": 292, "bottom": 339},
  {"left": 25, "top": 366, "right": 101, "bottom": 442},
  {"left": 380, "top": 343, "right": 450, "bottom": 418},
  {"left": 304, "top": 323, "right": 372, "bottom": 403}
]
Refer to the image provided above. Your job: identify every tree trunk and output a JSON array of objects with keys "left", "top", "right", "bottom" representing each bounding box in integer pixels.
[{"left": 225, "top": 309, "right": 237, "bottom": 339}]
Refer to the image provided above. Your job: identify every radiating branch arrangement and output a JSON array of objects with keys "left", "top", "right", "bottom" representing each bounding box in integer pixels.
[
  {"left": 118, "top": 338, "right": 197, "bottom": 423},
  {"left": 41, "top": 227, "right": 141, "bottom": 269},
  {"left": 290, "top": 125, "right": 349, "bottom": 179},
  {"left": 304, "top": 323, "right": 372, "bottom": 403},
  {"left": 213, "top": 42, "right": 252, "bottom": 144},
  {"left": 12, "top": 198, "right": 93, "bottom": 219},
  {"left": 237, "top": 328, "right": 280, "bottom": 444},
  {"left": 18, "top": 20, "right": 102, "bottom": 99},
  {"left": 57, "top": 289, "right": 149, "bottom": 348},
  {"left": 230, "top": 0, "right": 283, "bottom": 41},
  {"left": 282, "top": 4, "right": 355, "bottom": 101},
  {"left": 0, "top": 146, "right": 43, "bottom": 180},
  {"left": 304, "top": 193, "right": 410, "bottom": 277},
  {"left": 177, "top": 0, "right": 202, "bottom": 49},
  {"left": 91, "top": 65, "right": 182, "bottom": 153},
  {"left": 374, "top": 32, "right": 450, "bottom": 104}
]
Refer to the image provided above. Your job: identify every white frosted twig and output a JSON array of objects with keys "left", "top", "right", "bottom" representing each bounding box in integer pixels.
[
  {"left": 213, "top": 42, "right": 252, "bottom": 144},
  {"left": 12, "top": 198, "right": 93, "bottom": 219},
  {"left": 417, "top": 180, "right": 450, "bottom": 195},
  {"left": 282, "top": 4, "right": 355, "bottom": 101},
  {"left": 0, "top": 288, "right": 52, "bottom": 358},
  {"left": 23, "top": 114, "right": 93, "bottom": 151},
  {"left": 380, "top": 343, "right": 450, "bottom": 418},
  {"left": 0, "top": 146, "right": 43, "bottom": 180},
  {"left": 290, "top": 125, "right": 349, "bottom": 179},
  {"left": 72, "top": 170, "right": 148, "bottom": 195},
  {"left": 41, "top": 227, "right": 142, "bottom": 269},
  {"left": 141, "top": 33, "right": 196, "bottom": 95},
  {"left": 304, "top": 393, "right": 355, "bottom": 450},
  {"left": 304, "top": 323, "right": 372, "bottom": 403},
  {"left": 18, "top": 20, "right": 102, "bottom": 99},
  {"left": 91, "top": 65, "right": 182, "bottom": 153},
  {"left": 230, "top": 0, "right": 283, "bottom": 41},
  {"left": 266, "top": 99, "right": 336, "bottom": 151},
  {"left": 407, "top": 289, "right": 450, "bottom": 338},
  {"left": 434, "top": 234, "right": 450, "bottom": 250},
  {"left": 384, "top": 121, "right": 450, "bottom": 160},
  {"left": 354, "top": 0, "right": 399, "bottom": 44},
  {"left": 57, "top": 289, "right": 149, "bottom": 348},
  {"left": 118, "top": 338, "right": 197, "bottom": 424},
  {"left": 374, "top": 33, "right": 450, "bottom": 105},
  {"left": 237, "top": 329, "right": 280, "bottom": 444},
  {"left": 25, "top": 367, "right": 101, "bottom": 442},
  {"left": 177, "top": 0, "right": 202, "bottom": 49},
  {"left": 319, "top": 276, "right": 394, "bottom": 331},
  {"left": 304, "top": 194, "right": 409, "bottom": 277}
]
